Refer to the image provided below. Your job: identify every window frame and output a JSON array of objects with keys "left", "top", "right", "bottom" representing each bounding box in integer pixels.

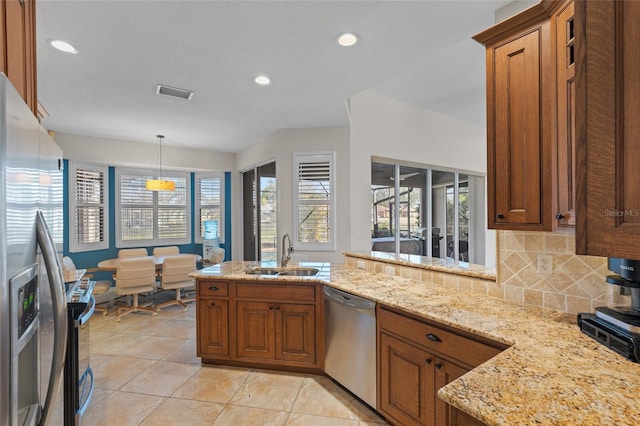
[
  {"left": 115, "top": 167, "right": 191, "bottom": 248},
  {"left": 68, "top": 161, "right": 110, "bottom": 253},
  {"left": 293, "top": 151, "right": 336, "bottom": 251},
  {"left": 194, "top": 172, "right": 225, "bottom": 244}
]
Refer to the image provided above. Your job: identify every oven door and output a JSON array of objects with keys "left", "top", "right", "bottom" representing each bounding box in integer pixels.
[
  {"left": 65, "top": 296, "right": 95, "bottom": 425},
  {"left": 77, "top": 296, "right": 95, "bottom": 420}
]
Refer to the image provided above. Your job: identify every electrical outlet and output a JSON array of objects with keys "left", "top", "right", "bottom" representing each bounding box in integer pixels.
[
  {"left": 357, "top": 260, "right": 366, "bottom": 269},
  {"left": 384, "top": 266, "right": 396, "bottom": 276},
  {"left": 538, "top": 255, "right": 553, "bottom": 274}
]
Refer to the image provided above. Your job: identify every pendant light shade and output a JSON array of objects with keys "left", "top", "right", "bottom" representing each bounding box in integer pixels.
[{"left": 146, "top": 135, "right": 175, "bottom": 191}]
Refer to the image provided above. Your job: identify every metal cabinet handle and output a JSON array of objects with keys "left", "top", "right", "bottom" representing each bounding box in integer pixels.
[
  {"left": 555, "top": 213, "right": 565, "bottom": 220},
  {"left": 497, "top": 213, "right": 505, "bottom": 219},
  {"left": 275, "top": 305, "right": 280, "bottom": 310},
  {"left": 210, "top": 301, "right": 215, "bottom": 306},
  {"left": 425, "top": 358, "right": 432, "bottom": 364},
  {"left": 269, "top": 306, "right": 274, "bottom": 310},
  {"left": 426, "top": 333, "right": 442, "bottom": 343},
  {"left": 435, "top": 362, "right": 442, "bottom": 369},
  {"left": 209, "top": 285, "right": 219, "bottom": 291}
]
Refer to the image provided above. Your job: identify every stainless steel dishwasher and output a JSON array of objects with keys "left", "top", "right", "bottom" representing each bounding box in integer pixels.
[{"left": 323, "top": 286, "right": 377, "bottom": 409}]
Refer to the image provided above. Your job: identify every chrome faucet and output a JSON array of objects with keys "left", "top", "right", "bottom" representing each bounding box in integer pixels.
[{"left": 281, "top": 233, "right": 294, "bottom": 267}]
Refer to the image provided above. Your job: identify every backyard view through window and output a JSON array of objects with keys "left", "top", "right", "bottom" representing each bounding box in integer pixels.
[
  {"left": 371, "top": 159, "right": 485, "bottom": 264},
  {"left": 196, "top": 173, "right": 224, "bottom": 243},
  {"left": 116, "top": 169, "right": 191, "bottom": 247},
  {"left": 242, "top": 162, "right": 277, "bottom": 261},
  {"left": 69, "top": 162, "right": 109, "bottom": 252},
  {"left": 294, "top": 153, "right": 335, "bottom": 251}
]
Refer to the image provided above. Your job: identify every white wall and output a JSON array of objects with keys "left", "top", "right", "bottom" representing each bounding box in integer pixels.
[
  {"left": 347, "top": 90, "right": 496, "bottom": 267},
  {"left": 54, "top": 132, "right": 236, "bottom": 172},
  {"left": 236, "top": 126, "right": 350, "bottom": 263}
]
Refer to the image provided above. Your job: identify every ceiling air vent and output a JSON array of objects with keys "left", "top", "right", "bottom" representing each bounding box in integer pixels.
[{"left": 156, "top": 84, "right": 194, "bottom": 100}]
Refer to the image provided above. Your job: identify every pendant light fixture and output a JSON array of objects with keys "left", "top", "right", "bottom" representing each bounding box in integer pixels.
[{"left": 146, "top": 135, "right": 175, "bottom": 191}]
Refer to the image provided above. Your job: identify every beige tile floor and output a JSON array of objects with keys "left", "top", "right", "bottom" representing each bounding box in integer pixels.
[{"left": 82, "top": 294, "right": 389, "bottom": 425}]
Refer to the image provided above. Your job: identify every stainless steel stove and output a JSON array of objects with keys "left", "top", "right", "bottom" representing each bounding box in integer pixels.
[{"left": 64, "top": 271, "right": 96, "bottom": 426}]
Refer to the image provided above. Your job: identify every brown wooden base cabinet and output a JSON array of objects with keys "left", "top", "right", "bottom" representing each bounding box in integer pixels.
[
  {"left": 196, "top": 279, "right": 323, "bottom": 372},
  {"left": 378, "top": 306, "right": 506, "bottom": 426},
  {"left": 197, "top": 281, "right": 230, "bottom": 358}
]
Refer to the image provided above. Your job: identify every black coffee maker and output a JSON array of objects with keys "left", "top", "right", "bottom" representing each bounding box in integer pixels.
[
  {"left": 577, "top": 258, "right": 640, "bottom": 362},
  {"left": 605, "top": 258, "right": 640, "bottom": 315},
  {"left": 593, "top": 258, "right": 640, "bottom": 334}
]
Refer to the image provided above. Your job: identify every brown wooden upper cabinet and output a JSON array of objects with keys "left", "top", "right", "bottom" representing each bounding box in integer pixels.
[
  {"left": 575, "top": 0, "right": 640, "bottom": 258},
  {"left": 1, "top": 0, "right": 38, "bottom": 116},
  {"left": 474, "top": 0, "right": 575, "bottom": 232}
]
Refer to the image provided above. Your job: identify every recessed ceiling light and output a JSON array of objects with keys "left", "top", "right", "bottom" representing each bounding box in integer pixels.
[
  {"left": 337, "top": 32, "right": 359, "bottom": 47},
  {"left": 254, "top": 75, "right": 271, "bottom": 86},
  {"left": 48, "top": 39, "right": 78, "bottom": 54}
]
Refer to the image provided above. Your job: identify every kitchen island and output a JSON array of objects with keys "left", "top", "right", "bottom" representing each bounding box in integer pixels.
[{"left": 192, "top": 260, "right": 640, "bottom": 426}]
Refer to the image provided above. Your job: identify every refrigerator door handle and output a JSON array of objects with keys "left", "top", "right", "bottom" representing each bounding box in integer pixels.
[{"left": 35, "top": 211, "right": 68, "bottom": 426}]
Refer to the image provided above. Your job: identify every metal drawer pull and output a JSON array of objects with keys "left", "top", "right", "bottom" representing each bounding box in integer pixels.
[
  {"left": 425, "top": 358, "right": 432, "bottom": 364},
  {"left": 426, "top": 333, "right": 442, "bottom": 342},
  {"left": 435, "top": 362, "right": 442, "bottom": 369},
  {"left": 210, "top": 301, "right": 215, "bottom": 306},
  {"left": 209, "top": 285, "right": 219, "bottom": 291}
]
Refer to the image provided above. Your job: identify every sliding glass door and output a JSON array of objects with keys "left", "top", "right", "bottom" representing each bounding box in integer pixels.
[{"left": 242, "top": 162, "right": 277, "bottom": 261}]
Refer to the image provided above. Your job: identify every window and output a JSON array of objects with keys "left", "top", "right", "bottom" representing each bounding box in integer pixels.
[
  {"left": 195, "top": 173, "right": 225, "bottom": 244},
  {"left": 69, "top": 162, "right": 109, "bottom": 252},
  {"left": 294, "top": 152, "right": 335, "bottom": 251},
  {"left": 116, "top": 168, "right": 191, "bottom": 247},
  {"left": 371, "top": 159, "right": 485, "bottom": 264}
]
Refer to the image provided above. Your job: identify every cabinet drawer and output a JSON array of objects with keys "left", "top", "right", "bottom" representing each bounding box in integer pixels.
[
  {"left": 379, "top": 308, "right": 502, "bottom": 367},
  {"left": 198, "top": 281, "right": 229, "bottom": 297},
  {"left": 236, "top": 282, "right": 315, "bottom": 302}
]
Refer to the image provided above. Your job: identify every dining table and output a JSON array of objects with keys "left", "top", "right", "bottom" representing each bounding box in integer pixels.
[{"left": 97, "top": 254, "right": 203, "bottom": 271}]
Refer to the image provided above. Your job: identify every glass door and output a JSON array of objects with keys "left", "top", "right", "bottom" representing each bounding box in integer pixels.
[{"left": 242, "top": 162, "right": 277, "bottom": 261}]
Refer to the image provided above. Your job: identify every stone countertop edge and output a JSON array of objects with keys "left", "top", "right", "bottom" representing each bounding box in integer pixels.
[
  {"left": 343, "top": 251, "right": 497, "bottom": 281},
  {"left": 191, "top": 261, "right": 640, "bottom": 426}
]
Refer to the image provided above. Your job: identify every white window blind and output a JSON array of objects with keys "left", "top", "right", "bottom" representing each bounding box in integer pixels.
[
  {"left": 116, "top": 168, "right": 191, "bottom": 247},
  {"left": 293, "top": 152, "right": 335, "bottom": 251},
  {"left": 195, "top": 173, "right": 225, "bottom": 243},
  {"left": 69, "top": 162, "right": 109, "bottom": 252}
]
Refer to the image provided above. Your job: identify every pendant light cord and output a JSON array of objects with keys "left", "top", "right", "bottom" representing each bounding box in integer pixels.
[{"left": 157, "top": 134, "right": 164, "bottom": 179}]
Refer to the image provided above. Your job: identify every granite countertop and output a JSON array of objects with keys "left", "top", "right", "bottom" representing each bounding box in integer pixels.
[
  {"left": 192, "top": 261, "right": 640, "bottom": 426},
  {"left": 344, "top": 250, "right": 498, "bottom": 281}
]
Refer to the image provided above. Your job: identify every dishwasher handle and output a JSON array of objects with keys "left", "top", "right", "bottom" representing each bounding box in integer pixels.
[{"left": 323, "top": 286, "right": 376, "bottom": 311}]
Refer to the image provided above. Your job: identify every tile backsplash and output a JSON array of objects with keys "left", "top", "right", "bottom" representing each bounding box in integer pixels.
[{"left": 498, "top": 231, "right": 629, "bottom": 314}]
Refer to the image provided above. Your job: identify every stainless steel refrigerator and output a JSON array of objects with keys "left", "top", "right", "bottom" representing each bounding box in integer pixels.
[{"left": 0, "top": 74, "right": 67, "bottom": 426}]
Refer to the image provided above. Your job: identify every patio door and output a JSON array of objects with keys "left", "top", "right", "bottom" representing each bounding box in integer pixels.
[{"left": 242, "top": 162, "right": 277, "bottom": 261}]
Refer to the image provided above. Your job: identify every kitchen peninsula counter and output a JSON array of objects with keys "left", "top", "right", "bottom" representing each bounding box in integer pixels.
[{"left": 192, "top": 261, "right": 640, "bottom": 426}]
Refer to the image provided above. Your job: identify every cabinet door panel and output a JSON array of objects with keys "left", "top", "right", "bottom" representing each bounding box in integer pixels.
[
  {"left": 197, "top": 299, "right": 229, "bottom": 357},
  {"left": 1, "top": 0, "right": 6, "bottom": 74},
  {"left": 236, "top": 301, "right": 275, "bottom": 360},
  {"left": 576, "top": 0, "right": 640, "bottom": 257},
  {"left": 434, "top": 360, "right": 474, "bottom": 426},
  {"left": 4, "top": 0, "right": 36, "bottom": 113},
  {"left": 554, "top": 1, "right": 576, "bottom": 229},
  {"left": 492, "top": 28, "right": 544, "bottom": 227},
  {"left": 379, "top": 332, "right": 434, "bottom": 426},
  {"left": 275, "top": 304, "right": 315, "bottom": 364}
]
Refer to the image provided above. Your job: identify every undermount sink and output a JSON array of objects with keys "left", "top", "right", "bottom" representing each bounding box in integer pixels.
[
  {"left": 244, "top": 267, "right": 320, "bottom": 277},
  {"left": 245, "top": 267, "right": 280, "bottom": 275},
  {"left": 277, "top": 268, "right": 320, "bottom": 277}
]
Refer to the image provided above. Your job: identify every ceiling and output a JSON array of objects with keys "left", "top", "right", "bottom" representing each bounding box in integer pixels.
[{"left": 36, "top": 0, "right": 514, "bottom": 153}]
